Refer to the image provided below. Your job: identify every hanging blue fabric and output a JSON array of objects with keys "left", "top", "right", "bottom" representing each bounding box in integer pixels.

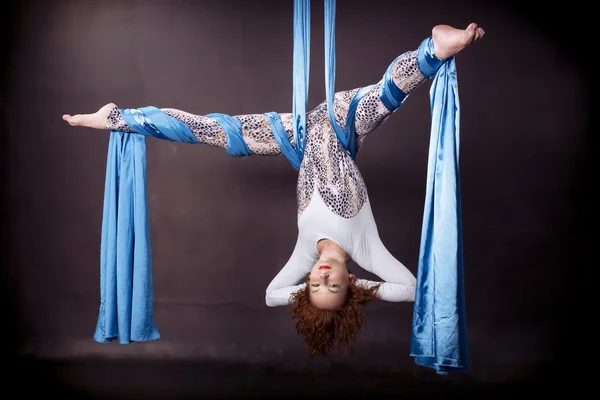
[
  {"left": 323, "top": 0, "right": 348, "bottom": 156},
  {"left": 324, "top": 0, "right": 363, "bottom": 159},
  {"left": 409, "top": 37, "right": 469, "bottom": 374},
  {"left": 95, "top": 131, "right": 160, "bottom": 344},
  {"left": 277, "top": 0, "right": 369, "bottom": 168},
  {"left": 95, "top": 106, "right": 255, "bottom": 344},
  {"left": 291, "top": 0, "right": 310, "bottom": 164}
]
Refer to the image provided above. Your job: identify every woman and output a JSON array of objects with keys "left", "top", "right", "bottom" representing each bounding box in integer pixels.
[{"left": 63, "top": 23, "right": 485, "bottom": 356}]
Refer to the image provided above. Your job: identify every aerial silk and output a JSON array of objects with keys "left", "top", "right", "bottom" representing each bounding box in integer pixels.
[
  {"left": 95, "top": 109, "right": 260, "bottom": 343},
  {"left": 274, "top": 0, "right": 369, "bottom": 168},
  {"left": 95, "top": 130, "right": 158, "bottom": 344},
  {"left": 94, "top": 0, "right": 468, "bottom": 375},
  {"left": 410, "top": 38, "right": 469, "bottom": 374}
]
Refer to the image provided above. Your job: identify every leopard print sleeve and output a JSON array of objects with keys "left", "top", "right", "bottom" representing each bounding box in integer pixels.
[{"left": 104, "top": 106, "right": 295, "bottom": 156}]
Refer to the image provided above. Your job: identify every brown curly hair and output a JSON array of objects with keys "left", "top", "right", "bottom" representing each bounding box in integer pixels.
[{"left": 289, "top": 274, "right": 380, "bottom": 357}]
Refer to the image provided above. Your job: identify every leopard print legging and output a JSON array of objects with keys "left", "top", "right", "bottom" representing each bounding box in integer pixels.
[{"left": 105, "top": 50, "right": 427, "bottom": 219}]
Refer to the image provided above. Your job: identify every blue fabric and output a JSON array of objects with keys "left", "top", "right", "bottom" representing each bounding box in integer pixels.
[
  {"left": 121, "top": 106, "right": 199, "bottom": 143},
  {"left": 265, "top": 111, "right": 302, "bottom": 170},
  {"left": 96, "top": 132, "right": 160, "bottom": 344},
  {"left": 409, "top": 38, "right": 469, "bottom": 374},
  {"left": 277, "top": 0, "right": 368, "bottom": 168},
  {"left": 95, "top": 105, "right": 199, "bottom": 344},
  {"left": 380, "top": 52, "right": 409, "bottom": 112},
  {"left": 96, "top": 106, "right": 260, "bottom": 344},
  {"left": 344, "top": 84, "right": 373, "bottom": 159},
  {"left": 417, "top": 37, "right": 444, "bottom": 78},
  {"left": 292, "top": 0, "right": 310, "bottom": 164},
  {"left": 206, "top": 113, "right": 254, "bottom": 157},
  {"left": 323, "top": 0, "right": 352, "bottom": 157}
]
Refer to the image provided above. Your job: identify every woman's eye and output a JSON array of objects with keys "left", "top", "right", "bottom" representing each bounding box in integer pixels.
[{"left": 311, "top": 284, "right": 319, "bottom": 287}]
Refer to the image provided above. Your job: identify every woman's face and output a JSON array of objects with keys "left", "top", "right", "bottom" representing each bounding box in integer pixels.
[{"left": 308, "top": 259, "right": 355, "bottom": 310}]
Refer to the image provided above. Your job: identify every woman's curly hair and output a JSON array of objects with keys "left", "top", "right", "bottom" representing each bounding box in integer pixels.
[{"left": 289, "top": 274, "right": 380, "bottom": 356}]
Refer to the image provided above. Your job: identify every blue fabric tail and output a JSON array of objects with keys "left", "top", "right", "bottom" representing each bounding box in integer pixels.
[
  {"left": 95, "top": 105, "right": 258, "bottom": 344},
  {"left": 95, "top": 131, "right": 160, "bottom": 344},
  {"left": 95, "top": 106, "right": 200, "bottom": 344},
  {"left": 409, "top": 37, "right": 469, "bottom": 374}
]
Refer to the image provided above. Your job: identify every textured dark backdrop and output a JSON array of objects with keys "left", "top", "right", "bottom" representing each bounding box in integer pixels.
[{"left": 1, "top": 0, "right": 591, "bottom": 398}]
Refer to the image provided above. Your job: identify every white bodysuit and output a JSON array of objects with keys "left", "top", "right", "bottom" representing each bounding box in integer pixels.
[
  {"left": 264, "top": 186, "right": 417, "bottom": 306},
  {"left": 106, "top": 49, "right": 426, "bottom": 307}
]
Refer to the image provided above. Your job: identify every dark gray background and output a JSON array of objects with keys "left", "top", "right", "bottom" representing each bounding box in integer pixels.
[{"left": 1, "top": 0, "right": 591, "bottom": 398}]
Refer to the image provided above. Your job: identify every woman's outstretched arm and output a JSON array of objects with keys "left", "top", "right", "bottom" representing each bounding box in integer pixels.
[{"left": 63, "top": 103, "right": 295, "bottom": 156}]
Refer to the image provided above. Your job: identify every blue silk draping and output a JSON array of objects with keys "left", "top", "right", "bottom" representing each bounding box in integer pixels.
[
  {"left": 376, "top": 36, "right": 469, "bottom": 374},
  {"left": 323, "top": 0, "right": 352, "bottom": 158},
  {"left": 95, "top": 106, "right": 255, "bottom": 343},
  {"left": 270, "top": 0, "right": 370, "bottom": 170},
  {"left": 291, "top": 0, "right": 310, "bottom": 163},
  {"left": 323, "top": 0, "right": 372, "bottom": 160},
  {"left": 409, "top": 37, "right": 469, "bottom": 374},
  {"left": 94, "top": 106, "right": 198, "bottom": 343}
]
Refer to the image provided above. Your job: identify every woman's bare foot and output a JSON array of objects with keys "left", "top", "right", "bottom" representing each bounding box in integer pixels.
[
  {"left": 62, "top": 103, "right": 116, "bottom": 129},
  {"left": 432, "top": 22, "right": 485, "bottom": 60}
]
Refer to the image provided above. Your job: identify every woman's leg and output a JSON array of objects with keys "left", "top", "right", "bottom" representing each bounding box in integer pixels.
[
  {"left": 348, "top": 23, "right": 485, "bottom": 147},
  {"left": 63, "top": 103, "right": 295, "bottom": 156}
]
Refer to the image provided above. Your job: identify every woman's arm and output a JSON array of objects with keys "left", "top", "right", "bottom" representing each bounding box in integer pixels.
[
  {"left": 355, "top": 277, "right": 416, "bottom": 302},
  {"left": 353, "top": 223, "right": 417, "bottom": 302},
  {"left": 265, "top": 237, "right": 316, "bottom": 307}
]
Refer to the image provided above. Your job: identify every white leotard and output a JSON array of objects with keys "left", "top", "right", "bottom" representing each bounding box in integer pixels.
[{"left": 264, "top": 186, "right": 416, "bottom": 306}]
